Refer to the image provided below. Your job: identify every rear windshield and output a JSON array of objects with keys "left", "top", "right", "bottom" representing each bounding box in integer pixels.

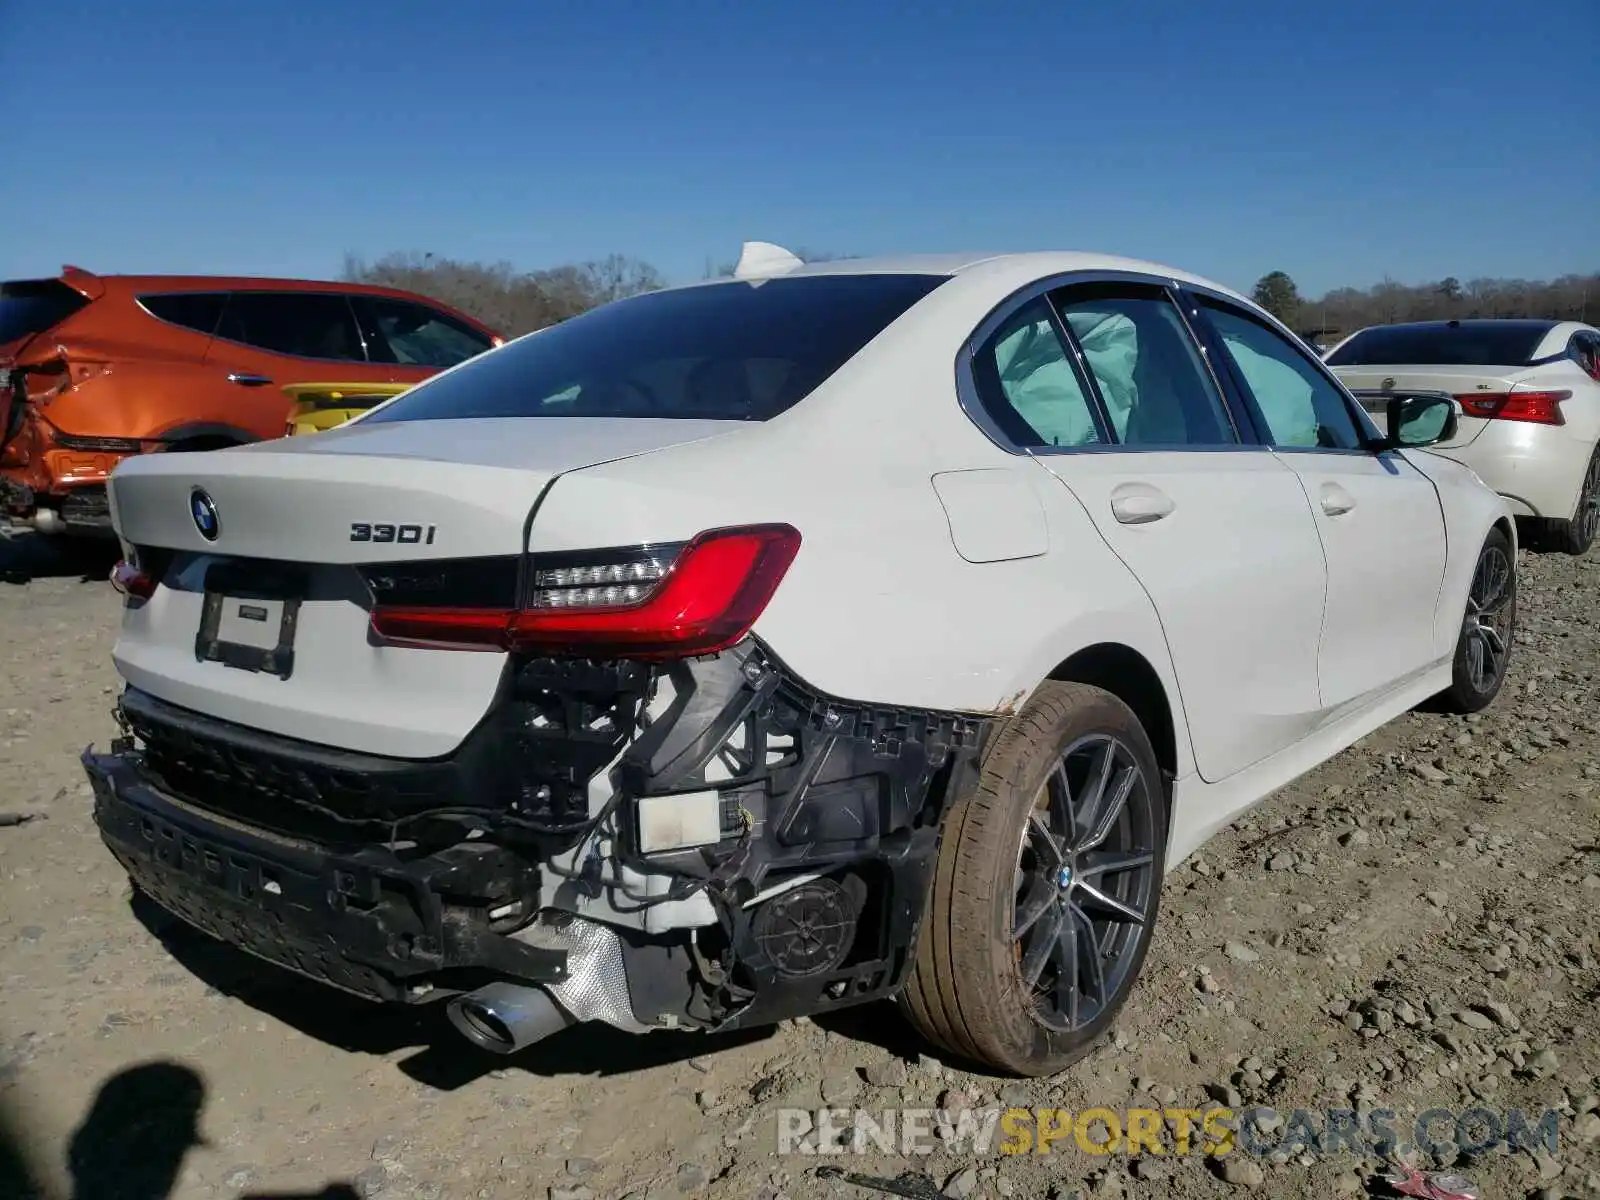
[
  {"left": 1325, "top": 321, "right": 1556, "bottom": 367},
  {"left": 362, "top": 273, "right": 947, "bottom": 424},
  {"left": 0, "top": 279, "right": 91, "bottom": 346}
]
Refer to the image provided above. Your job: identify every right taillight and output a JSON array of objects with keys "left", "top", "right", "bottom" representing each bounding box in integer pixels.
[
  {"left": 370, "top": 524, "right": 802, "bottom": 661},
  {"left": 1454, "top": 389, "right": 1571, "bottom": 425}
]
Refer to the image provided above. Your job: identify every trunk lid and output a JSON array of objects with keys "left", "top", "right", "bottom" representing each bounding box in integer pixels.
[
  {"left": 107, "top": 416, "right": 745, "bottom": 758},
  {"left": 1331, "top": 364, "right": 1536, "bottom": 448}
]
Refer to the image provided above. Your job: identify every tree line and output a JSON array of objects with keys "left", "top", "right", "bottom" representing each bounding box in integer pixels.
[
  {"left": 1253, "top": 268, "right": 1599, "bottom": 337},
  {"left": 343, "top": 250, "right": 1598, "bottom": 341}
]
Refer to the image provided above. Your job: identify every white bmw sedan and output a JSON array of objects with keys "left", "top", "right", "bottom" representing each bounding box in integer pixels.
[
  {"left": 88, "top": 245, "right": 1515, "bottom": 1077},
  {"left": 1327, "top": 318, "right": 1600, "bottom": 555}
]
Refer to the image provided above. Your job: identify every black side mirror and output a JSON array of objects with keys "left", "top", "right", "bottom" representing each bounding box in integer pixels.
[{"left": 1380, "top": 393, "right": 1458, "bottom": 450}]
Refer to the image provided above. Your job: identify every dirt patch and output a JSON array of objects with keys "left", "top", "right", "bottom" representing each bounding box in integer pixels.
[{"left": 1, "top": 529, "right": 1596, "bottom": 1199}]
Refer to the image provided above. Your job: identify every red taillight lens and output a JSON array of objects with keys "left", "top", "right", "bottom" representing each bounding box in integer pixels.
[
  {"left": 110, "top": 560, "right": 156, "bottom": 599},
  {"left": 370, "top": 524, "right": 802, "bottom": 660},
  {"left": 1454, "top": 390, "right": 1570, "bottom": 425}
]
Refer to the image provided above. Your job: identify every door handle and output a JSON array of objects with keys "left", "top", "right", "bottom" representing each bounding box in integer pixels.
[
  {"left": 227, "top": 373, "right": 274, "bottom": 387},
  {"left": 1319, "top": 482, "right": 1356, "bottom": 517},
  {"left": 1109, "top": 482, "right": 1176, "bottom": 525}
]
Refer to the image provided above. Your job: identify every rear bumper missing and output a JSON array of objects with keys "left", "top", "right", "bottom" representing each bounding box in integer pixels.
[
  {"left": 88, "top": 638, "right": 996, "bottom": 1034},
  {"left": 83, "top": 747, "right": 569, "bottom": 1003}
]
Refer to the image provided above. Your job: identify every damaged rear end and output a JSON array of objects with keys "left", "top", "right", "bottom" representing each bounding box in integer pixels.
[{"left": 82, "top": 266, "right": 982, "bottom": 1052}]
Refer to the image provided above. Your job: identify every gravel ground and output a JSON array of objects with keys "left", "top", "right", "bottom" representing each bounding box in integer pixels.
[{"left": 1, "top": 527, "right": 1597, "bottom": 1200}]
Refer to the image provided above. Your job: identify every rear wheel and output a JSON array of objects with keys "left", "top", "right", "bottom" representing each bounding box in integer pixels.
[
  {"left": 1434, "top": 526, "right": 1516, "bottom": 714},
  {"left": 1540, "top": 444, "right": 1600, "bottom": 556},
  {"left": 901, "top": 681, "right": 1166, "bottom": 1076}
]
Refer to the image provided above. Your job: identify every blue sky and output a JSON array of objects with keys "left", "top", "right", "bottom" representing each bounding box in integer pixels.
[{"left": 2, "top": 0, "right": 1594, "bottom": 297}]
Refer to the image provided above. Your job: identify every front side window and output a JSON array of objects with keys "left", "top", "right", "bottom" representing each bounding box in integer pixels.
[
  {"left": 1052, "top": 286, "right": 1236, "bottom": 447},
  {"left": 973, "top": 299, "right": 1104, "bottom": 448},
  {"left": 215, "top": 292, "right": 366, "bottom": 361},
  {"left": 1201, "top": 301, "right": 1365, "bottom": 450},
  {"left": 364, "top": 274, "right": 946, "bottom": 423},
  {"left": 356, "top": 297, "right": 493, "bottom": 368}
]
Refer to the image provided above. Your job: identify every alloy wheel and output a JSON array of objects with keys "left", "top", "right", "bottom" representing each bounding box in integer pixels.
[
  {"left": 1463, "top": 543, "right": 1514, "bottom": 694},
  {"left": 1578, "top": 451, "right": 1600, "bottom": 550},
  {"left": 1012, "top": 733, "right": 1158, "bottom": 1032}
]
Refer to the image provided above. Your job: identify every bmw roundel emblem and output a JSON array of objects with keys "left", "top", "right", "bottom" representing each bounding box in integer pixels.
[{"left": 190, "top": 488, "right": 220, "bottom": 541}]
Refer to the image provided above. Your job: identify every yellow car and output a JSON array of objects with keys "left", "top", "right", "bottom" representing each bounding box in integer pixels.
[{"left": 281, "top": 382, "right": 414, "bottom": 436}]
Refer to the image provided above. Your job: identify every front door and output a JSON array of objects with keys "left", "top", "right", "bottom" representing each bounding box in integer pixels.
[{"left": 1193, "top": 295, "right": 1448, "bottom": 712}]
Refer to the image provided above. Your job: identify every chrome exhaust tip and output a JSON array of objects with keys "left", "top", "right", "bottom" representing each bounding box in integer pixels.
[{"left": 446, "top": 982, "right": 576, "bottom": 1054}]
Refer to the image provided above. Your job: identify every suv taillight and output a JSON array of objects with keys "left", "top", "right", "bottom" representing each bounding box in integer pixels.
[
  {"left": 110, "top": 560, "right": 156, "bottom": 599},
  {"left": 370, "top": 524, "right": 802, "bottom": 660},
  {"left": 1454, "top": 390, "right": 1570, "bottom": 425}
]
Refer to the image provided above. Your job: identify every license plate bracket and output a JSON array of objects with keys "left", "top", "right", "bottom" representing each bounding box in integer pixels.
[{"left": 194, "top": 560, "right": 306, "bottom": 680}]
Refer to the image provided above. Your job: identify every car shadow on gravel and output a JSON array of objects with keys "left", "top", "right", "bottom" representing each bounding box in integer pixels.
[
  {"left": 132, "top": 894, "right": 775, "bottom": 1092},
  {"left": 0, "top": 530, "right": 117, "bottom": 586}
]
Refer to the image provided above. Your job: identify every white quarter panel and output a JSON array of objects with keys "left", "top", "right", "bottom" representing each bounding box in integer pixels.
[
  {"left": 1273, "top": 450, "right": 1447, "bottom": 710},
  {"left": 1032, "top": 449, "right": 1326, "bottom": 784},
  {"left": 929, "top": 469, "right": 1049, "bottom": 562},
  {"left": 527, "top": 417, "right": 1197, "bottom": 779}
]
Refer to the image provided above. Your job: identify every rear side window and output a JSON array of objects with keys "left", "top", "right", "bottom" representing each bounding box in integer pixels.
[
  {"left": 0, "top": 279, "right": 90, "bottom": 345},
  {"left": 1326, "top": 321, "right": 1556, "bottom": 367},
  {"left": 139, "top": 292, "right": 226, "bottom": 336},
  {"left": 363, "top": 274, "right": 947, "bottom": 424},
  {"left": 355, "top": 296, "right": 493, "bottom": 368},
  {"left": 216, "top": 292, "right": 366, "bottom": 361},
  {"left": 1052, "top": 285, "right": 1237, "bottom": 446},
  {"left": 973, "top": 299, "right": 1104, "bottom": 448}
]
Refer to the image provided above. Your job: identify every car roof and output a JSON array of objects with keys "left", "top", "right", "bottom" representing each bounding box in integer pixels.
[{"left": 686, "top": 249, "right": 1257, "bottom": 308}]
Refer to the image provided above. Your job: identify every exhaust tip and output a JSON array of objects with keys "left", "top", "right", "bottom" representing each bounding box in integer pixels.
[
  {"left": 446, "top": 982, "right": 576, "bottom": 1055},
  {"left": 449, "top": 998, "right": 519, "bottom": 1054}
]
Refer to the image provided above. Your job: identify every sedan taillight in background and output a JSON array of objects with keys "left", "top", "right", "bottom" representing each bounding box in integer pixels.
[
  {"left": 370, "top": 523, "right": 802, "bottom": 660},
  {"left": 1453, "top": 389, "right": 1571, "bottom": 426}
]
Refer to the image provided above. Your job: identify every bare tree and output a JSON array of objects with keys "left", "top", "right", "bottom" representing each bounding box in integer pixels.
[{"left": 342, "top": 251, "right": 664, "bottom": 336}]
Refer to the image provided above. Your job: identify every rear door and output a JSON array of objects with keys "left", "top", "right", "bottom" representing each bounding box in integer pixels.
[
  {"left": 973, "top": 280, "right": 1328, "bottom": 784},
  {"left": 1191, "top": 295, "right": 1448, "bottom": 712},
  {"left": 206, "top": 291, "right": 390, "bottom": 438},
  {"left": 350, "top": 295, "right": 498, "bottom": 384}
]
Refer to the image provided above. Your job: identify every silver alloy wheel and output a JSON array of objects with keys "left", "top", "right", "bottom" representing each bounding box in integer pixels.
[
  {"left": 1463, "top": 543, "right": 1514, "bottom": 693},
  {"left": 1578, "top": 451, "right": 1600, "bottom": 549},
  {"left": 1011, "top": 733, "right": 1157, "bottom": 1032}
]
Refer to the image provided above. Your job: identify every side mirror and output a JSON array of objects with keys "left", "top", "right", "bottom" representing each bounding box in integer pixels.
[{"left": 1382, "top": 393, "right": 1458, "bottom": 450}]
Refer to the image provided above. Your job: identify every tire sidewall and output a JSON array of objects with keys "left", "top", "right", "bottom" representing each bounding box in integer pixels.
[{"left": 973, "top": 689, "right": 1168, "bottom": 1071}]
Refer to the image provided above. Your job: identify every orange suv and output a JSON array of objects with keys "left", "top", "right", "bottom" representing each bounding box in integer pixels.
[{"left": 0, "top": 267, "right": 502, "bottom": 536}]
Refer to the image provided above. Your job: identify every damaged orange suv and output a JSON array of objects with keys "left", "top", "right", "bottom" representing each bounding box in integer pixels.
[{"left": 1, "top": 267, "right": 502, "bottom": 536}]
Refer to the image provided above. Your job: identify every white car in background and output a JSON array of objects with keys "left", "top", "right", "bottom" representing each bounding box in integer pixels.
[
  {"left": 86, "top": 244, "right": 1515, "bottom": 1078},
  {"left": 1326, "top": 319, "right": 1600, "bottom": 555}
]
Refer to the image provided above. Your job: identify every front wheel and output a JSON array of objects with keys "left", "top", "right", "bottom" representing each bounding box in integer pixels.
[
  {"left": 1434, "top": 526, "right": 1517, "bottom": 714},
  {"left": 901, "top": 681, "right": 1167, "bottom": 1077}
]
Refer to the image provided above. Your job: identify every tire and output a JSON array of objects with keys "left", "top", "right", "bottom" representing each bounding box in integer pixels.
[
  {"left": 1433, "top": 526, "right": 1517, "bottom": 714},
  {"left": 1539, "top": 443, "right": 1600, "bottom": 556},
  {"left": 900, "top": 681, "right": 1167, "bottom": 1076}
]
